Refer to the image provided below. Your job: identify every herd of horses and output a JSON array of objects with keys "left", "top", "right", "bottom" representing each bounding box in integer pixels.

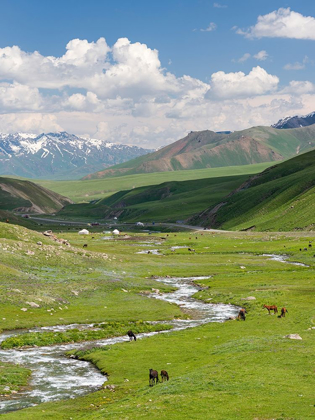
[
  {"left": 149, "top": 369, "right": 169, "bottom": 386},
  {"left": 263, "top": 305, "right": 288, "bottom": 318},
  {"left": 127, "top": 331, "right": 169, "bottom": 386},
  {"left": 127, "top": 303, "right": 288, "bottom": 386},
  {"left": 237, "top": 305, "right": 288, "bottom": 321}
]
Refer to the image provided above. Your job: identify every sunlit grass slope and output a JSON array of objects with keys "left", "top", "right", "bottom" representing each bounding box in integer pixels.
[
  {"left": 35, "top": 162, "right": 273, "bottom": 202},
  {"left": 196, "top": 149, "right": 315, "bottom": 231},
  {"left": 57, "top": 174, "right": 250, "bottom": 222}
]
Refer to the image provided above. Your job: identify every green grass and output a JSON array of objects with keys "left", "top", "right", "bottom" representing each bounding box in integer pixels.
[
  {"left": 0, "top": 321, "right": 172, "bottom": 349},
  {"left": 55, "top": 148, "right": 315, "bottom": 230},
  {"left": 57, "top": 174, "right": 251, "bottom": 222},
  {"left": 194, "top": 149, "right": 315, "bottom": 231},
  {"left": 0, "top": 177, "right": 72, "bottom": 213},
  {"left": 35, "top": 162, "right": 272, "bottom": 202},
  {"left": 1, "top": 224, "right": 315, "bottom": 419},
  {"left": 0, "top": 363, "right": 31, "bottom": 396}
]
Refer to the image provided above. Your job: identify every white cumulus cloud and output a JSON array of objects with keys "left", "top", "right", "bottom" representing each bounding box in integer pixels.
[
  {"left": 0, "top": 82, "right": 42, "bottom": 111},
  {"left": 236, "top": 8, "right": 315, "bottom": 40},
  {"left": 280, "top": 80, "right": 315, "bottom": 95},
  {"left": 0, "top": 37, "right": 315, "bottom": 148},
  {"left": 207, "top": 66, "right": 279, "bottom": 99}
]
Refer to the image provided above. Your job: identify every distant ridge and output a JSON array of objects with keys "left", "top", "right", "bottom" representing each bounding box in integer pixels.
[
  {"left": 272, "top": 111, "right": 315, "bottom": 129},
  {"left": 83, "top": 124, "right": 315, "bottom": 179}
]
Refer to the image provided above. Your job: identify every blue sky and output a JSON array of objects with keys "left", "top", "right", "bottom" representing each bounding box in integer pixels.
[{"left": 0, "top": 0, "right": 314, "bottom": 146}]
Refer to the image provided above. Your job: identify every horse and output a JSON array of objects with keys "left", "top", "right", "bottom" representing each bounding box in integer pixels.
[
  {"left": 149, "top": 369, "right": 159, "bottom": 386},
  {"left": 83, "top": 244, "right": 88, "bottom": 248},
  {"left": 127, "top": 330, "right": 136, "bottom": 341},
  {"left": 280, "top": 307, "right": 288, "bottom": 317},
  {"left": 263, "top": 304, "right": 278, "bottom": 314},
  {"left": 161, "top": 370, "right": 169, "bottom": 382},
  {"left": 237, "top": 308, "right": 246, "bottom": 321}
]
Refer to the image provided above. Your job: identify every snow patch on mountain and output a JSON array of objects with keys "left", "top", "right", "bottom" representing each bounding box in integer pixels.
[
  {"left": 272, "top": 111, "right": 315, "bottom": 129},
  {"left": 0, "top": 131, "right": 152, "bottom": 179}
]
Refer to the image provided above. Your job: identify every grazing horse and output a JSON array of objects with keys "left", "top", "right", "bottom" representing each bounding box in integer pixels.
[
  {"left": 149, "top": 369, "right": 159, "bottom": 386},
  {"left": 83, "top": 244, "right": 88, "bottom": 248},
  {"left": 127, "top": 330, "right": 136, "bottom": 341},
  {"left": 237, "top": 308, "right": 246, "bottom": 321},
  {"left": 161, "top": 370, "right": 169, "bottom": 382},
  {"left": 263, "top": 304, "right": 278, "bottom": 314},
  {"left": 280, "top": 307, "right": 288, "bottom": 317}
]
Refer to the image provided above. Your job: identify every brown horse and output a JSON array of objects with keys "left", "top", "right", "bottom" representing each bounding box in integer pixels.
[
  {"left": 161, "top": 370, "right": 169, "bottom": 382},
  {"left": 149, "top": 369, "right": 159, "bottom": 386},
  {"left": 280, "top": 307, "right": 288, "bottom": 317},
  {"left": 237, "top": 308, "right": 246, "bottom": 321},
  {"left": 263, "top": 304, "right": 278, "bottom": 314}
]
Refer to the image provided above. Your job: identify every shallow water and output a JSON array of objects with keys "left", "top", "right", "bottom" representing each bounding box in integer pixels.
[
  {"left": 136, "top": 249, "right": 160, "bottom": 255},
  {"left": 262, "top": 254, "right": 309, "bottom": 267},
  {"left": 0, "top": 275, "right": 238, "bottom": 413}
]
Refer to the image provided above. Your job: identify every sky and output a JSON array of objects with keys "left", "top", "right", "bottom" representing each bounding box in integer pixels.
[{"left": 0, "top": 0, "right": 315, "bottom": 147}]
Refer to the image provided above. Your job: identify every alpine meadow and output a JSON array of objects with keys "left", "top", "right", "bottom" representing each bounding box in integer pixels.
[{"left": 0, "top": 2, "right": 315, "bottom": 419}]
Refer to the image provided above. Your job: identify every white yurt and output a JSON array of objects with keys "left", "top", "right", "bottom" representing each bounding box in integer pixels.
[
  {"left": 78, "top": 229, "right": 89, "bottom": 235},
  {"left": 112, "top": 229, "right": 120, "bottom": 235}
]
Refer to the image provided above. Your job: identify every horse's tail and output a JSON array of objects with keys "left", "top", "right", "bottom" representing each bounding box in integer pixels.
[{"left": 134, "top": 335, "right": 137, "bottom": 341}]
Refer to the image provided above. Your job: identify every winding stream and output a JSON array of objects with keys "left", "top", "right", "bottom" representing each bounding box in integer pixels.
[{"left": 0, "top": 276, "right": 238, "bottom": 413}]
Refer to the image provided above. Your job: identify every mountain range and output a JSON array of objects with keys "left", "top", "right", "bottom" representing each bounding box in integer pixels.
[
  {"left": 272, "top": 111, "right": 315, "bottom": 129},
  {"left": 83, "top": 124, "right": 315, "bottom": 179},
  {"left": 0, "top": 132, "right": 152, "bottom": 180}
]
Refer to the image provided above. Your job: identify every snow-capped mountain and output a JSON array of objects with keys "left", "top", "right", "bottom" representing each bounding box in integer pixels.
[
  {"left": 272, "top": 111, "right": 315, "bottom": 129},
  {"left": 0, "top": 132, "right": 153, "bottom": 179}
]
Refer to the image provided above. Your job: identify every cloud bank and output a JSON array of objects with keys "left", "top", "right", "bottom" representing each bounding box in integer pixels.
[{"left": 0, "top": 37, "right": 314, "bottom": 147}]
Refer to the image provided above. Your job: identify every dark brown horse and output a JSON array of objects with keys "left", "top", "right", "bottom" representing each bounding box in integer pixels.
[
  {"left": 263, "top": 304, "right": 278, "bottom": 314},
  {"left": 127, "top": 330, "right": 136, "bottom": 341},
  {"left": 161, "top": 370, "right": 169, "bottom": 382},
  {"left": 280, "top": 307, "right": 288, "bottom": 317},
  {"left": 237, "top": 308, "right": 246, "bottom": 321},
  {"left": 149, "top": 369, "right": 159, "bottom": 386}
]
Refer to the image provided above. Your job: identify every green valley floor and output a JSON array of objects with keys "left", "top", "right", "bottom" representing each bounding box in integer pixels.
[{"left": 0, "top": 223, "right": 314, "bottom": 419}]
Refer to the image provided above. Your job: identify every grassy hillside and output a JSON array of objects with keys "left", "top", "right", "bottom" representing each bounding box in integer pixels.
[
  {"left": 192, "top": 149, "right": 315, "bottom": 231},
  {"left": 83, "top": 125, "right": 315, "bottom": 179},
  {"left": 58, "top": 149, "right": 315, "bottom": 231},
  {"left": 35, "top": 162, "right": 273, "bottom": 203},
  {"left": 1, "top": 226, "right": 315, "bottom": 419},
  {"left": 57, "top": 174, "right": 250, "bottom": 222},
  {"left": 0, "top": 177, "right": 73, "bottom": 214}
]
